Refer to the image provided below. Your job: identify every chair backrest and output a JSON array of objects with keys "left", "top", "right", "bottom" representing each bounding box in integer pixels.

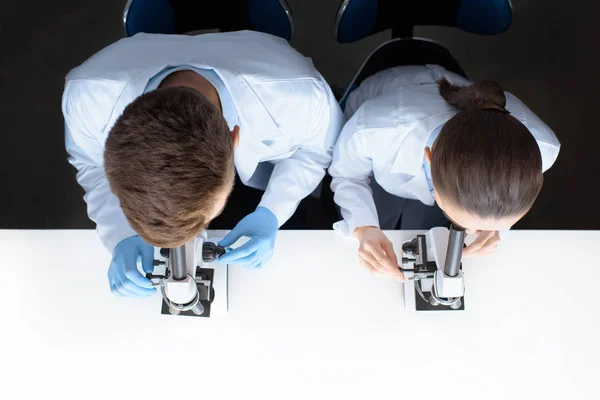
[
  {"left": 248, "top": 0, "right": 294, "bottom": 40},
  {"left": 123, "top": 0, "right": 294, "bottom": 40},
  {"left": 123, "top": 0, "right": 176, "bottom": 37},
  {"left": 335, "top": 0, "right": 512, "bottom": 43}
]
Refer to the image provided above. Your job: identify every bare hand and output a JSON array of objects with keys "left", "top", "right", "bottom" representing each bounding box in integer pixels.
[
  {"left": 353, "top": 226, "right": 405, "bottom": 281},
  {"left": 463, "top": 230, "right": 500, "bottom": 257}
]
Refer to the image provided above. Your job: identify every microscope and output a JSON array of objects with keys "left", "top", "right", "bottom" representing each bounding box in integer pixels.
[
  {"left": 401, "top": 224, "right": 466, "bottom": 311},
  {"left": 148, "top": 231, "right": 228, "bottom": 317}
]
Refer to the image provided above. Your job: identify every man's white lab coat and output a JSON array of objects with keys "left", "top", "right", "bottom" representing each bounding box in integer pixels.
[
  {"left": 63, "top": 31, "right": 343, "bottom": 252},
  {"left": 329, "top": 65, "right": 561, "bottom": 235}
]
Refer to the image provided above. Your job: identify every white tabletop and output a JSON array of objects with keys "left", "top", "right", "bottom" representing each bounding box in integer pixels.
[{"left": 2, "top": 230, "right": 599, "bottom": 399}]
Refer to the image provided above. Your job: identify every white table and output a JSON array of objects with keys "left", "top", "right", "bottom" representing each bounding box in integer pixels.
[{"left": 2, "top": 230, "right": 599, "bottom": 399}]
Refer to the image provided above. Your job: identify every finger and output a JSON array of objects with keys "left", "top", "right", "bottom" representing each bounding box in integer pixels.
[
  {"left": 121, "top": 251, "right": 154, "bottom": 289},
  {"left": 359, "top": 258, "right": 384, "bottom": 276},
  {"left": 381, "top": 240, "right": 399, "bottom": 265},
  {"left": 218, "top": 240, "right": 261, "bottom": 264},
  {"left": 479, "top": 236, "right": 500, "bottom": 251},
  {"left": 359, "top": 249, "right": 386, "bottom": 274},
  {"left": 109, "top": 280, "right": 126, "bottom": 297},
  {"left": 218, "top": 227, "right": 245, "bottom": 248},
  {"left": 476, "top": 247, "right": 498, "bottom": 257},
  {"left": 371, "top": 251, "right": 404, "bottom": 280},
  {"left": 360, "top": 249, "right": 404, "bottom": 281},
  {"left": 464, "top": 238, "right": 499, "bottom": 258},
  {"left": 122, "top": 280, "right": 156, "bottom": 296},
  {"left": 225, "top": 250, "right": 260, "bottom": 267},
  {"left": 366, "top": 242, "right": 400, "bottom": 272},
  {"left": 140, "top": 244, "right": 155, "bottom": 274},
  {"left": 124, "top": 264, "right": 154, "bottom": 289},
  {"left": 364, "top": 243, "right": 403, "bottom": 278},
  {"left": 114, "top": 267, "right": 156, "bottom": 296},
  {"left": 251, "top": 249, "right": 273, "bottom": 270},
  {"left": 475, "top": 237, "right": 500, "bottom": 256},
  {"left": 244, "top": 255, "right": 263, "bottom": 270},
  {"left": 463, "top": 231, "right": 495, "bottom": 256},
  {"left": 113, "top": 280, "right": 139, "bottom": 297}
]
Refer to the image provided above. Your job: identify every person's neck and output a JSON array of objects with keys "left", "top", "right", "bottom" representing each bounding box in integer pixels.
[{"left": 158, "top": 70, "right": 222, "bottom": 112}]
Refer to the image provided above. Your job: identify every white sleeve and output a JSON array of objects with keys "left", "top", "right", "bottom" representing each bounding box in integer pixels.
[
  {"left": 258, "top": 84, "right": 344, "bottom": 226},
  {"left": 328, "top": 114, "right": 379, "bottom": 236},
  {"left": 63, "top": 89, "right": 136, "bottom": 253}
]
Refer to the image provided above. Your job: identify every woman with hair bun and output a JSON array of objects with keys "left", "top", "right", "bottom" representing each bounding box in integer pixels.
[{"left": 329, "top": 65, "right": 560, "bottom": 281}]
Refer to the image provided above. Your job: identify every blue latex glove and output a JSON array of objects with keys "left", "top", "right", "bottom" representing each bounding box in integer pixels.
[
  {"left": 218, "top": 207, "right": 278, "bottom": 269},
  {"left": 107, "top": 236, "right": 156, "bottom": 297}
]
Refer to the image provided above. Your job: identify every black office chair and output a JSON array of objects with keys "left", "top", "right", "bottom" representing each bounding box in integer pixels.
[
  {"left": 335, "top": 0, "right": 512, "bottom": 43},
  {"left": 334, "top": 0, "right": 513, "bottom": 106},
  {"left": 123, "top": 0, "right": 294, "bottom": 40}
]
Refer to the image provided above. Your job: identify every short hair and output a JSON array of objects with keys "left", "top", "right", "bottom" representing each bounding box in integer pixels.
[
  {"left": 105, "top": 86, "right": 235, "bottom": 248},
  {"left": 431, "top": 78, "right": 544, "bottom": 219}
]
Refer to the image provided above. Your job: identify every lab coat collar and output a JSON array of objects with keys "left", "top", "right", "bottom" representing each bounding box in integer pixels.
[
  {"left": 107, "top": 65, "right": 282, "bottom": 184},
  {"left": 389, "top": 111, "right": 455, "bottom": 176}
]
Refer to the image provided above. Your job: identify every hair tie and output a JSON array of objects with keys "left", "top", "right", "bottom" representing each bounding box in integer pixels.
[{"left": 481, "top": 106, "right": 510, "bottom": 114}]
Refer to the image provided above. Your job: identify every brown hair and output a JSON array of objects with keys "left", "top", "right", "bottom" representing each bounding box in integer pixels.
[
  {"left": 431, "top": 78, "right": 543, "bottom": 219},
  {"left": 105, "top": 87, "right": 235, "bottom": 247}
]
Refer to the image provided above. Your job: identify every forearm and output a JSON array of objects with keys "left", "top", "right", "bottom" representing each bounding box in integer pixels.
[
  {"left": 331, "top": 176, "right": 379, "bottom": 235},
  {"left": 259, "top": 150, "right": 329, "bottom": 226},
  {"left": 72, "top": 162, "right": 137, "bottom": 252}
]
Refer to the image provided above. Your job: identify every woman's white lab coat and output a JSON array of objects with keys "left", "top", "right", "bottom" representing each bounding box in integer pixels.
[
  {"left": 329, "top": 65, "right": 561, "bottom": 235},
  {"left": 63, "top": 31, "right": 343, "bottom": 252}
]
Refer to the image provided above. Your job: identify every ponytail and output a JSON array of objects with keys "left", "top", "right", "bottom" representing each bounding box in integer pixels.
[{"left": 438, "top": 78, "right": 509, "bottom": 113}]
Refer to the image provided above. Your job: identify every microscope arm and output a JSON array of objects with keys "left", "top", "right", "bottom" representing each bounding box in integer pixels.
[
  {"left": 432, "top": 224, "right": 466, "bottom": 304},
  {"left": 443, "top": 224, "right": 466, "bottom": 277},
  {"left": 158, "top": 235, "right": 226, "bottom": 316}
]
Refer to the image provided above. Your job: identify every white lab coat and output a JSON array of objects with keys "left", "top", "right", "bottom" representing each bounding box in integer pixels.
[
  {"left": 329, "top": 65, "right": 561, "bottom": 235},
  {"left": 63, "top": 31, "right": 343, "bottom": 252}
]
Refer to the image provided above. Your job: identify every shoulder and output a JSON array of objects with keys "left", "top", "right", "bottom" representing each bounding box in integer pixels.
[
  {"left": 505, "top": 92, "right": 561, "bottom": 171},
  {"left": 62, "top": 79, "right": 127, "bottom": 139},
  {"left": 346, "top": 64, "right": 471, "bottom": 113},
  {"left": 350, "top": 87, "right": 452, "bottom": 132},
  {"left": 345, "top": 65, "right": 465, "bottom": 125},
  {"left": 362, "top": 64, "right": 471, "bottom": 92}
]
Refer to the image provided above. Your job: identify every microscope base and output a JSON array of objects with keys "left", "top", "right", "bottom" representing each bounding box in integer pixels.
[
  {"left": 414, "top": 289, "right": 464, "bottom": 311},
  {"left": 404, "top": 279, "right": 465, "bottom": 311},
  {"left": 159, "top": 264, "right": 229, "bottom": 318}
]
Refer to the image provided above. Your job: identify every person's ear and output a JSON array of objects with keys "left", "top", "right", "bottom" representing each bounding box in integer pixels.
[
  {"left": 424, "top": 146, "right": 432, "bottom": 165},
  {"left": 231, "top": 126, "right": 240, "bottom": 149}
]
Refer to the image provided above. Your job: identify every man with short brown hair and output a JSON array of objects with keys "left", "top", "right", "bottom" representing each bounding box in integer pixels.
[
  {"left": 104, "top": 85, "right": 235, "bottom": 249},
  {"left": 63, "top": 31, "right": 343, "bottom": 297}
]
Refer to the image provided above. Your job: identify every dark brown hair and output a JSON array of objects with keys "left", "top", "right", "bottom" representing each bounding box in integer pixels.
[
  {"left": 431, "top": 78, "right": 543, "bottom": 219},
  {"left": 105, "top": 87, "right": 235, "bottom": 247}
]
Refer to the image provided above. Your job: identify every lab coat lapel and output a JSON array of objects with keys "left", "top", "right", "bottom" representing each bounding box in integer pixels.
[
  {"left": 390, "top": 111, "right": 454, "bottom": 177},
  {"left": 104, "top": 66, "right": 167, "bottom": 138},
  {"left": 217, "top": 69, "right": 282, "bottom": 185}
]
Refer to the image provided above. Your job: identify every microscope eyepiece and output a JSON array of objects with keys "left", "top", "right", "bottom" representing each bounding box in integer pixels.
[{"left": 203, "top": 242, "right": 226, "bottom": 262}]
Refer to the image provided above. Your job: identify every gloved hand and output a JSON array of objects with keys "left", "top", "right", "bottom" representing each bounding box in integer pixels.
[
  {"left": 107, "top": 236, "right": 156, "bottom": 297},
  {"left": 218, "top": 207, "right": 278, "bottom": 269}
]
